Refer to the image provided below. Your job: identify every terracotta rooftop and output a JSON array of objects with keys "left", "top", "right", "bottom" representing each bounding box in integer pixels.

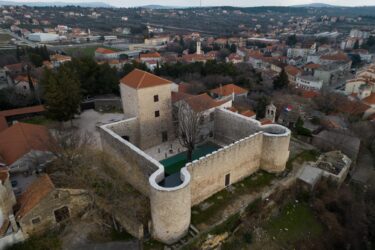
[
  {"left": 95, "top": 47, "right": 116, "bottom": 54},
  {"left": 285, "top": 65, "right": 302, "bottom": 77},
  {"left": 184, "top": 93, "right": 229, "bottom": 112},
  {"left": 240, "top": 110, "right": 256, "bottom": 117},
  {"left": 140, "top": 52, "right": 161, "bottom": 58},
  {"left": 171, "top": 91, "right": 194, "bottom": 103},
  {"left": 320, "top": 53, "right": 349, "bottom": 62},
  {"left": 50, "top": 54, "right": 71, "bottom": 61},
  {"left": 16, "top": 174, "right": 54, "bottom": 219},
  {"left": 0, "top": 122, "right": 51, "bottom": 165},
  {"left": 304, "top": 63, "right": 321, "bottom": 69},
  {"left": 210, "top": 84, "right": 248, "bottom": 97},
  {"left": 120, "top": 69, "right": 172, "bottom": 89},
  {"left": 0, "top": 105, "right": 45, "bottom": 118},
  {"left": 4, "top": 63, "right": 23, "bottom": 72},
  {"left": 362, "top": 93, "right": 375, "bottom": 105},
  {"left": 260, "top": 118, "right": 273, "bottom": 125}
]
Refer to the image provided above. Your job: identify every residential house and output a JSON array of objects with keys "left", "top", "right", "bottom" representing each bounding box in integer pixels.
[
  {"left": 12, "top": 75, "right": 37, "bottom": 96},
  {"left": 285, "top": 65, "right": 302, "bottom": 84},
  {"left": 209, "top": 84, "right": 248, "bottom": 100},
  {"left": 50, "top": 54, "right": 71, "bottom": 68},
  {"left": 0, "top": 123, "right": 54, "bottom": 174},
  {"left": 15, "top": 174, "right": 90, "bottom": 235}
]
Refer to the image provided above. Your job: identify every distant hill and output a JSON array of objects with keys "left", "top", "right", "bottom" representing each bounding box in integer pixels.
[
  {"left": 292, "top": 3, "right": 339, "bottom": 8},
  {"left": 140, "top": 5, "right": 188, "bottom": 9},
  {"left": 0, "top": 1, "right": 112, "bottom": 7}
]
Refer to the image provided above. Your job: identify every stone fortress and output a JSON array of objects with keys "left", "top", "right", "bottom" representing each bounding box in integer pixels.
[{"left": 99, "top": 69, "right": 291, "bottom": 244}]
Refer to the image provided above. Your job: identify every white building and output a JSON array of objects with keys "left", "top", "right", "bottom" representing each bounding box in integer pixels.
[
  {"left": 296, "top": 75, "right": 323, "bottom": 91},
  {"left": 27, "top": 33, "right": 60, "bottom": 42}
]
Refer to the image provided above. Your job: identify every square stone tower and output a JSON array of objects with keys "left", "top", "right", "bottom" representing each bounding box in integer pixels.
[{"left": 120, "top": 69, "right": 174, "bottom": 149}]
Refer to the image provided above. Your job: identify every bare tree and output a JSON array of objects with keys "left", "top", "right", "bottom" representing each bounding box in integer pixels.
[{"left": 176, "top": 101, "right": 202, "bottom": 162}]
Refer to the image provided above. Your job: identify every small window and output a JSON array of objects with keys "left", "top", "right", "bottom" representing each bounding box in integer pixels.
[
  {"left": 154, "top": 95, "right": 159, "bottom": 102},
  {"left": 31, "top": 217, "right": 41, "bottom": 225},
  {"left": 225, "top": 173, "right": 230, "bottom": 187},
  {"left": 199, "top": 116, "right": 204, "bottom": 125},
  {"left": 209, "top": 131, "right": 214, "bottom": 137},
  {"left": 54, "top": 206, "right": 70, "bottom": 223},
  {"left": 210, "top": 113, "right": 214, "bottom": 121},
  {"left": 122, "top": 135, "right": 130, "bottom": 141},
  {"left": 155, "top": 111, "right": 160, "bottom": 117}
]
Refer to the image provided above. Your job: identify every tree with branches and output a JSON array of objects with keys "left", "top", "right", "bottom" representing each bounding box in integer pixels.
[{"left": 176, "top": 101, "right": 202, "bottom": 162}]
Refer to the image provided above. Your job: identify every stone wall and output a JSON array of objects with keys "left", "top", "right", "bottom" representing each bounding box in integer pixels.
[
  {"left": 100, "top": 123, "right": 161, "bottom": 196},
  {"left": 187, "top": 133, "right": 263, "bottom": 205},
  {"left": 104, "top": 118, "right": 140, "bottom": 147},
  {"left": 214, "top": 108, "right": 260, "bottom": 143}
]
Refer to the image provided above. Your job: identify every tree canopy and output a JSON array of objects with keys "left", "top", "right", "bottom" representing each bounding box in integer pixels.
[
  {"left": 273, "top": 69, "right": 289, "bottom": 90},
  {"left": 41, "top": 65, "right": 81, "bottom": 122}
]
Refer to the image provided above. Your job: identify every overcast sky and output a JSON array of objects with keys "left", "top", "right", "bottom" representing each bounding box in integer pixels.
[{"left": 4, "top": 0, "right": 372, "bottom": 7}]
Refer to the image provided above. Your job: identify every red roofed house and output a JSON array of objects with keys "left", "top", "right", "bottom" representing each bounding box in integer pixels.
[
  {"left": 226, "top": 53, "right": 243, "bottom": 64},
  {"left": 13, "top": 75, "right": 38, "bottom": 96},
  {"left": 0, "top": 123, "right": 54, "bottom": 174},
  {"left": 15, "top": 174, "right": 90, "bottom": 235},
  {"left": 50, "top": 54, "right": 71, "bottom": 68},
  {"left": 176, "top": 93, "right": 232, "bottom": 142},
  {"left": 119, "top": 69, "right": 175, "bottom": 149},
  {"left": 95, "top": 47, "right": 121, "bottom": 60},
  {"left": 140, "top": 52, "right": 161, "bottom": 63},
  {"left": 209, "top": 84, "right": 248, "bottom": 100},
  {"left": 285, "top": 65, "right": 302, "bottom": 84}
]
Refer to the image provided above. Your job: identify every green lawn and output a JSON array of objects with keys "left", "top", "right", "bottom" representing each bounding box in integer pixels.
[
  {"left": 191, "top": 171, "right": 275, "bottom": 225},
  {"left": 286, "top": 149, "right": 320, "bottom": 170},
  {"left": 22, "top": 116, "right": 53, "bottom": 125},
  {"left": 160, "top": 142, "right": 220, "bottom": 175},
  {"left": 265, "top": 202, "right": 323, "bottom": 246}
]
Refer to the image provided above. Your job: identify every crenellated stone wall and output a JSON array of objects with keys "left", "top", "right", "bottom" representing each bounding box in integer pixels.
[
  {"left": 100, "top": 108, "right": 291, "bottom": 245},
  {"left": 187, "top": 133, "right": 263, "bottom": 205}
]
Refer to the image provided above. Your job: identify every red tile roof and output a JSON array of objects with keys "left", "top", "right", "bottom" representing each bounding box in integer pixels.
[
  {"left": 140, "top": 52, "right": 161, "bottom": 58},
  {"left": 16, "top": 174, "right": 54, "bottom": 219},
  {"left": 260, "top": 118, "right": 273, "bottom": 125},
  {"left": 320, "top": 53, "right": 349, "bottom": 62},
  {"left": 120, "top": 69, "right": 172, "bottom": 89},
  {"left": 285, "top": 65, "right": 302, "bottom": 76},
  {"left": 95, "top": 47, "right": 116, "bottom": 54},
  {"left": 0, "top": 105, "right": 45, "bottom": 118},
  {"left": 303, "top": 63, "right": 321, "bottom": 69},
  {"left": 240, "top": 110, "right": 256, "bottom": 117},
  {"left": 0, "top": 123, "right": 51, "bottom": 165},
  {"left": 210, "top": 84, "right": 248, "bottom": 97},
  {"left": 184, "top": 93, "right": 229, "bottom": 112},
  {"left": 363, "top": 93, "right": 375, "bottom": 105}
]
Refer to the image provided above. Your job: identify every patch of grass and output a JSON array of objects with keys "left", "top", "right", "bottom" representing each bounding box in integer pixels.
[
  {"left": 6, "top": 232, "right": 62, "bottom": 250},
  {"left": 191, "top": 171, "right": 275, "bottom": 226},
  {"left": 143, "top": 239, "right": 164, "bottom": 250},
  {"left": 264, "top": 202, "right": 322, "bottom": 246},
  {"left": 22, "top": 116, "right": 53, "bottom": 125},
  {"left": 286, "top": 149, "right": 320, "bottom": 170}
]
